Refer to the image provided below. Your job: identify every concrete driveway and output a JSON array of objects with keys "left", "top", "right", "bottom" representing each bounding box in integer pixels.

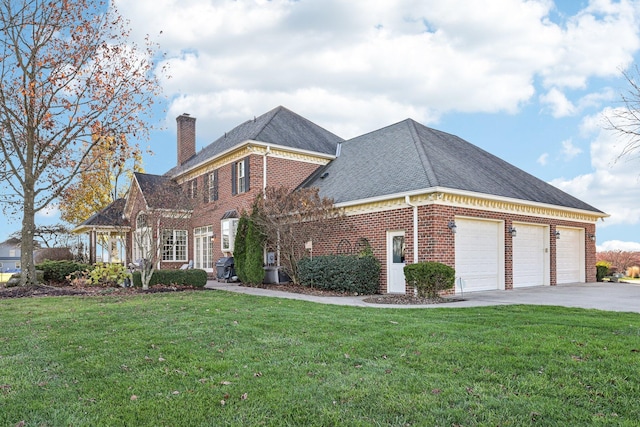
[{"left": 206, "top": 281, "right": 640, "bottom": 313}]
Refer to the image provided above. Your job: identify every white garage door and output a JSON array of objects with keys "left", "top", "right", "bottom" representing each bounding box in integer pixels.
[
  {"left": 513, "top": 224, "right": 547, "bottom": 288},
  {"left": 556, "top": 227, "right": 584, "bottom": 284},
  {"left": 455, "top": 219, "right": 502, "bottom": 292}
]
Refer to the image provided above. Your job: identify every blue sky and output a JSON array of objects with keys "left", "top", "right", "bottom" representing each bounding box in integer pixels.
[{"left": 4, "top": 0, "right": 640, "bottom": 251}]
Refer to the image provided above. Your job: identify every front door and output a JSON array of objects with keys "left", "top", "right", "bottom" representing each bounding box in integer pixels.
[{"left": 387, "top": 231, "right": 406, "bottom": 293}]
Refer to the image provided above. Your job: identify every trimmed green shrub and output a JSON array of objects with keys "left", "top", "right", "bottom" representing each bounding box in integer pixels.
[
  {"left": 132, "top": 269, "right": 208, "bottom": 288},
  {"left": 298, "top": 254, "right": 380, "bottom": 294},
  {"left": 404, "top": 262, "right": 455, "bottom": 298},
  {"left": 36, "top": 260, "right": 91, "bottom": 283},
  {"left": 596, "top": 261, "right": 610, "bottom": 282},
  {"left": 88, "top": 263, "right": 130, "bottom": 287},
  {"left": 233, "top": 215, "right": 250, "bottom": 283},
  {"left": 244, "top": 219, "right": 265, "bottom": 285}
]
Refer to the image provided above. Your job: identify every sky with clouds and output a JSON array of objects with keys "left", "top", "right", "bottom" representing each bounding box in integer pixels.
[{"left": 5, "top": 0, "right": 640, "bottom": 252}]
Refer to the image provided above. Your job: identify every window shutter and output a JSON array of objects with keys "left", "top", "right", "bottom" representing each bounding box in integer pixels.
[
  {"left": 244, "top": 157, "right": 250, "bottom": 192},
  {"left": 231, "top": 162, "right": 237, "bottom": 195},
  {"left": 203, "top": 173, "right": 209, "bottom": 202},
  {"left": 213, "top": 169, "right": 219, "bottom": 201}
]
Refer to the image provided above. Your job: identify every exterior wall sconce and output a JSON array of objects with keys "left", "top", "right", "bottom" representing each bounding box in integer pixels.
[
  {"left": 588, "top": 233, "right": 596, "bottom": 242},
  {"left": 211, "top": 233, "right": 217, "bottom": 242},
  {"left": 555, "top": 230, "right": 561, "bottom": 239},
  {"left": 508, "top": 226, "right": 517, "bottom": 237},
  {"left": 447, "top": 220, "right": 457, "bottom": 234}
]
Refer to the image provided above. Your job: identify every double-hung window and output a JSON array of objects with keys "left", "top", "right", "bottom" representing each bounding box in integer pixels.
[{"left": 231, "top": 158, "right": 250, "bottom": 195}]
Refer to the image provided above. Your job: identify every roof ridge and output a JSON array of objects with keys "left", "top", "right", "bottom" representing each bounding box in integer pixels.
[
  {"left": 254, "top": 106, "right": 285, "bottom": 140},
  {"left": 406, "top": 119, "right": 438, "bottom": 187}
]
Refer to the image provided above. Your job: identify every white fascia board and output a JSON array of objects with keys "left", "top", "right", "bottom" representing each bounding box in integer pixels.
[
  {"left": 173, "top": 140, "right": 336, "bottom": 178},
  {"left": 333, "top": 186, "right": 609, "bottom": 219}
]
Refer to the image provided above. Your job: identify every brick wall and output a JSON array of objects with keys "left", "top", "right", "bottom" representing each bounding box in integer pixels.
[{"left": 308, "top": 203, "right": 598, "bottom": 293}]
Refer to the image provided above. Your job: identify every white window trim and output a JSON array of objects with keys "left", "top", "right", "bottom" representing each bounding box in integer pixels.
[
  {"left": 221, "top": 218, "right": 239, "bottom": 253},
  {"left": 162, "top": 229, "right": 188, "bottom": 262},
  {"left": 237, "top": 161, "right": 246, "bottom": 193}
]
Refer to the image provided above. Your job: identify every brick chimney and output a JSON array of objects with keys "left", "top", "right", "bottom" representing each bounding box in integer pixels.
[{"left": 176, "top": 113, "right": 196, "bottom": 166}]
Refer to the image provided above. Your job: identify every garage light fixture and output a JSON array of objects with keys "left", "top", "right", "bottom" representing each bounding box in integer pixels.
[
  {"left": 508, "top": 226, "right": 517, "bottom": 237},
  {"left": 555, "top": 230, "right": 561, "bottom": 239},
  {"left": 447, "top": 220, "right": 457, "bottom": 233},
  {"left": 588, "top": 233, "right": 596, "bottom": 242}
]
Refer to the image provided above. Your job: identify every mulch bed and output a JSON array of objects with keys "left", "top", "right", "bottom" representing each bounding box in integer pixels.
[
  {"left": 1, "top": 282, "right": 461, "bottom": 305},
  {"left": 0, "top": 283, "right": 201, "bottom": 299},
  {"left": 246, "top": 283, "right": 461, "bottom": 305}
]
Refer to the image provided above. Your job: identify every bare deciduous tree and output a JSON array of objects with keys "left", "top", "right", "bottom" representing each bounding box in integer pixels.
[
  {"left": 596, "top": 250, "right": 640, "bottom": 273},
  {"left": 606, "top": 65, "right": 640, "bottom": 163},
  {"left": 0, "top": 0, "right": 162, "bottom": 285},
  {"left": 128, "top": 178, "right": 201, "bottom": 289},
  {"left": 252, "top": 186, "right": 343, "bottom": 285}
]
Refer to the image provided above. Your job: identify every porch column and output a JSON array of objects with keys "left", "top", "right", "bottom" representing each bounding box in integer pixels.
[{"left": 89, "top": 229, "right": 97, "bottom": 264}]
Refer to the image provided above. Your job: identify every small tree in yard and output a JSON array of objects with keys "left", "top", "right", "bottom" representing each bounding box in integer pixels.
[
  {"left": 233, "top": 212, "right": 264, "bottom": 285},
  {"left": 252, "top": 186, "right": 343, "bottom": 285},
  {"left": 233, "top": 215, "right": 249, "bottom": 283},
  {"left": 0, "top": 0, "right": 161, "bottom": 286},
  {"left": 243, "top": 217, "right": 265, "bottom": 285},
  {"left": 129, "top": 177, "right": 198, "bottom": 290}
]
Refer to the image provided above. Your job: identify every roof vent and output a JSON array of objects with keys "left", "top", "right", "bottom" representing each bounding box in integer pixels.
[
  {"left": 335, "top": 143, "right": 342, "bottom": 157},
  {"left": 320, "top": 172, "right": 329, "bottom": 179}
]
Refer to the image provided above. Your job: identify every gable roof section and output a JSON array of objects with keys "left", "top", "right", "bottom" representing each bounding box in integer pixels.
[
  {"left": 303, "top": 119, "right": 604, "bottom": 214},
  {"left": 134, "top": 172, "right": 188, "bottom": 210},
  {"left": 166, "top": 106, "right": 343, "bottom": 177},
  {"left": 74, "top": 198, "right": 129, "bottom": 232}
]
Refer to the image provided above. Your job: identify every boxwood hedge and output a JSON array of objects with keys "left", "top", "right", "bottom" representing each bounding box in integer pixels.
[
  {"left": 297, "top": 254, "right": 380, "bottom": 294},
  {"left": 132, "top": 269, "right": 208, "bottom": 288}
]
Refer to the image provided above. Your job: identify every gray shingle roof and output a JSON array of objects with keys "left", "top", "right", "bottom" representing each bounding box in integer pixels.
[
  {"left": 78, "top": 198, "right": 129, "bottom": 228},
  {"left": 135, "top": 172, "right": 190, "bottom": 210},
  {"left": 303, "top": 119, "right": 604, "bottom": 213},
  {"left": 166, "top": 106, "right": 343, "bottom": 177}
]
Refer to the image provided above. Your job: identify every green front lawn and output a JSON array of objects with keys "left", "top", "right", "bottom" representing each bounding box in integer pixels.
[{"left": 1, "top": 291, "right": 639, "bottom": 426}]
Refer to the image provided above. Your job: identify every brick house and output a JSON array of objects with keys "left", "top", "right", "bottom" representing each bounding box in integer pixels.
[{"left": 77, "top": 106, "right": 607, "bottom": 293}]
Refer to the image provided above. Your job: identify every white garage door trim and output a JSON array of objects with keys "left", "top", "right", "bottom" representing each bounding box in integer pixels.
[
  {"left": 512, "top": 223, "right": 549, "bottom": 288},
  {"left": 455, "top": 218, "right": 504, "bottom": 292},
  {"left": 556, "top": 227, "right": 585, "bottom": 284}
]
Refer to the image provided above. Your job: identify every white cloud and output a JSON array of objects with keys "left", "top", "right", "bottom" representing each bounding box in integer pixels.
[
  {"left": 113, "top": 0, "right": 640, "bottom": 134},
  {"left": 551, "top": 107, "right": 640, "bottom": 227},
  {"left": 597, "top": 240, "right": 640, "bottom": 251},
  {"left": 537, "top": 152, "right": 549, "bottom": 165},
  {"left": 561, "top": 139, "right": 582, "bottom": 160},
  {"left": 540, "top": 88, "right": 576, "bottom": 117}
]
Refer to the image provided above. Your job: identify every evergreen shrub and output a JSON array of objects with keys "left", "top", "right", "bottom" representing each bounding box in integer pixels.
[
  {"left": 36, "top": 260, "right": 91, "bottom": 283},
  {"left": 131, "top": 269, "right": 207, "bottom": 288},
  {"left": 297, "top": 254, "right": 380, "bottom": 294},
  {"left": 404, "top": 262, "right": 455, "bottom": 298}
]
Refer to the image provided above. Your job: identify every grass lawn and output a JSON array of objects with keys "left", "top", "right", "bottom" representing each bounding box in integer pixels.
[{"left": 1, "top": 290, "right": 639, "bottom": 426}]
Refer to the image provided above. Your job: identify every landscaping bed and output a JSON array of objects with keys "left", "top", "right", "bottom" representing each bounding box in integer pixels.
[{"left": 0, "top": 283, "right": 201, "bottom": 299}]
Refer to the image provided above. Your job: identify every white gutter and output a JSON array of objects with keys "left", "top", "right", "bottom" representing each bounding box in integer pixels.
[
  {"left": 263, "top": 145, "right": 271, "bottom": 195},
  {"left": 405, "top": 196, "right": 419, "bottom": 263},
  {"left": 333, "top": 186, "right": 609, "bottom": 220}
]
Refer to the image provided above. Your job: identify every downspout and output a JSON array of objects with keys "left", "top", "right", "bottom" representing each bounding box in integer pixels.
[
  {"left": 263, "top": 145, "right": 271, "bottom": 195},
  {"left": 405, "top": 196, "right": 418, "bottom": 264}
]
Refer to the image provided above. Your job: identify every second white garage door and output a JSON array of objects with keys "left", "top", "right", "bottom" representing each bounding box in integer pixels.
[
  {"left": 455, "top": 218, "right": 503, "bottom": 292},
  {"left": 513, "top": 224, "right": 548, "bottom": 288},
  {"left": 556, "top": 227, "right": 584, "bottom": 284}
]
